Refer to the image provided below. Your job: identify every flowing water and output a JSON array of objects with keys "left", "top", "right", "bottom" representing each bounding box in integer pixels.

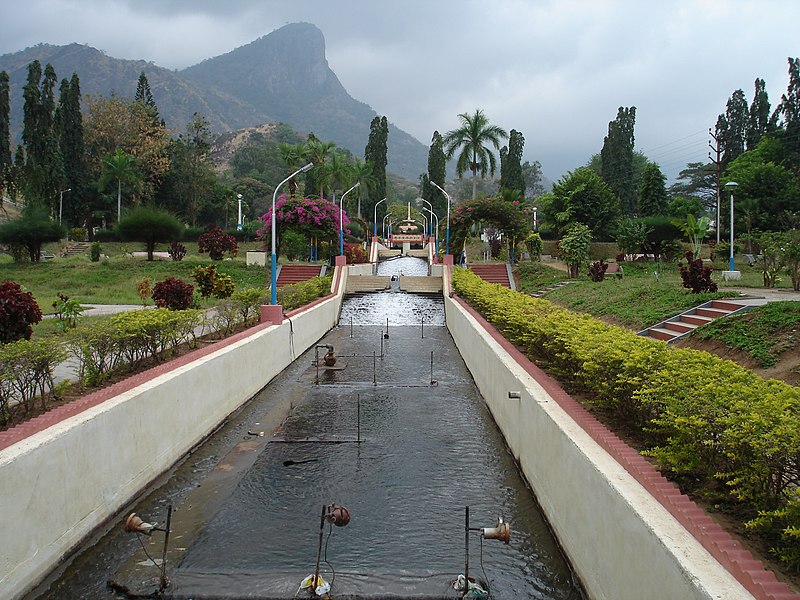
[{"left": 26, "top": 257, "right": 585, "bottom": 599}]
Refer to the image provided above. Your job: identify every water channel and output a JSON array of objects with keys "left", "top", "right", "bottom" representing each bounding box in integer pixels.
[{"left": 26, "top": 257, "right": 585, "bottom": 600}]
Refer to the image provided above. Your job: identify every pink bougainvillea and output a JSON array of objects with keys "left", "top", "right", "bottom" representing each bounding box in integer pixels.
[{"left": 257, "top": 195, "right": 350, "bottom": 250}]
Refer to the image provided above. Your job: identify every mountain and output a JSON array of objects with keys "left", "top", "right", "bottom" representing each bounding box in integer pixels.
[{"left": 0, "top": 23, "right": 427, "bottom": 180}]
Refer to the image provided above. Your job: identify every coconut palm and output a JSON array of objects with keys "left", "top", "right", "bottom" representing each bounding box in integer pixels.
[
  {"left": 443, "top": 109, "right": 508, "bottom": 200},
  {"left": 98, "top": 148, "right": 139, "bottom": 222},
  {"left": 278, "top": 143, "right": 306, "bottom": 196},
  {"left": 350, "top": 158, "right": 377, "bottom": 219},
  {"left": 303, "top": 139, "right": 337, "bottom": 198}
]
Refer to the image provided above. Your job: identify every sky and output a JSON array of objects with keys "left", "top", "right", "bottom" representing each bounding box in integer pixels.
[{"left": 1, "top": 0, "right": 799, "bottom": 184}]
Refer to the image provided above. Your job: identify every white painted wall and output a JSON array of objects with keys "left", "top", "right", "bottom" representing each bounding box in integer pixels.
[
  {"left": 0, "top": 296, "right": 339, "bottom": 600},
  {"left": 444, "top": 294, "right": 754, "bottom": 600}
]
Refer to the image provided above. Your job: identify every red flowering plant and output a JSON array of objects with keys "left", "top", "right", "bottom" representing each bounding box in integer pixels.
[
  {"left": 257, "top": 195, "right": 350, "bottom": 258},
  {"left": 449, "top": 195, "right": 533, "bottom": 256}
]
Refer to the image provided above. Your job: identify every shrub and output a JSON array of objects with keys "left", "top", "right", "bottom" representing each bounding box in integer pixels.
[
  {"left": 116, "top": 206, "right": 184, "bottom": 261},
  {"left": 524, "top": 232, "right": 542, "bottom": 261},
  {"left": 0, "top": 281, "right": 43, "bottom": 343},
  {"left": 588, "top": 259, "right": 609, "bottom": 282},
  {"left": 198, "top": 226, "right": 238, "bottom": 260},
  {"left": 0, "top": 208, "right": 65, "bottom": 262},
  {"left": 152, "top": 277, "right": 194, "bottom": 310},
  {"left": 344, "top": 243, "right": 367, "bottom": 264},
  {"left": 93, "top": 228, "right": 117, "bottom": 242},
  {"left": 51, "top": 293, "right": 85, "bottom": 332},
  {"left": 69, "top": 227, "right": 87, "bottom": 242},
  {"left": 90, "top": 241, "right": 101, "bottom": 262},
  {"left": 281, "top": 230, "right": 308, "bottom": 261},
  {"left": 276, "top": 276, "right": 332, "bottom": 311},
  {"left": 192, "top": 265, "right": 234, "bottom": 299},
  {"left": 559, "top": 223, "right": 592, "bottom": 277},
  {"left": 678, "top": 251, "right": 717, "bottom": 293},
  {"left": 0, "top": 338, "right": 66, "bottom": 422},
  {"left": 168, "top": 241, "right": 187, "bottom": 262},
  {"left": 136, "top": 278, "right": 153, "bottom": 306}
]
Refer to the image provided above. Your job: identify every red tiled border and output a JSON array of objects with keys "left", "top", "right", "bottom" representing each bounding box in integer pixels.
[{"left": 452, "top": 294, "right": 800, "bottom": 600}]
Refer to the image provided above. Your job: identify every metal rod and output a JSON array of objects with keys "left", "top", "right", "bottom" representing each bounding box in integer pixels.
[
  {"left": 430, "top": 351, "right": 434, "bottom": 385},
  {"left": 313, "top": 504, "right": 326, "bottom": 589},
  {"left": 350, "top": 316, "right": 353, "bottom": 338},
  {"left": 373, "top": 351, "right": 377, "bottom": 385},
  {"left": 357, "top": 394, "right": 361, "bottom": 442},
  {"left": 464, "top": 505, "right": 470, "bottom": 591},
  {"left": 421, "top": 315, "right": 425, "bottom": 339},
  {"left": 159, "top": 503, "right": 172, "bottom": 593},
  {"left": 315, "top": 346, "right": 320, "bottom": 385},
  {"left": 380, "top": 333, "right": 384, "bottom": 358}
]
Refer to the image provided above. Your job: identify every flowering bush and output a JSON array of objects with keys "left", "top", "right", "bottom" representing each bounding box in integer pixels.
[
  {"left": 0, "top": 281, "right": 43, "bottom": 343},
  {"left": 198, "top": 227, "right": 238, "bottom": 260},
  {"left": 449, "top": 195, "right": 533, "bottom": 256},
  {"left": 192, "top": 265, "right": 234, "bottom": 299},
  {"left": 257, "top": 195, "right": 349, "bottom": 251},
  {"left": 344, "top": 243, "right": 367, "bottom": 264}
]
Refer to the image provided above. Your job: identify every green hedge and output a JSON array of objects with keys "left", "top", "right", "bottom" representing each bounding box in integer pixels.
[
  {"left": 452, "top": 268, "right": 800, "bottom": 567},
  {"left": 276, "top": 276, "right": 333, "bottom": 312},
  {"left": 0, "top": 338, "right": 66, "bottom": 425}
]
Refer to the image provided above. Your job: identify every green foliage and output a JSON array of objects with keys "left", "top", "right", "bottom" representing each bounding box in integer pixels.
[
  {"left": 513, "top": 262, "right": 570, "bottom": 293},
  {"left": 152, "top": 277, "right": 194, "bottom": 310},
  {"left": 559, "top": 223, "right": 592, "bottom": 277},
  {"left": 282, "top": 230, "right": 308, "bottom": 261},
  {"left": 544, "top": 167, "right": 621, "bottom": 239},
  {"left": 746, "top": 490, "right": 800, "bottom": 570},
  {"left": 0, "top": 208, "right": 65, "bottom": 262},
  {"left": 449, "top": 195, "right": 533, "bottom": 257},
  {"left": 198, "top": 226, "right": 238, "bottom": 260},
  {"left": 212, "top": 287, "right": 268, "bottom": 335},
  {"left": 785, "top": 229, "right": 800, "bottom": 291},
  {"left": 98, "top": 148, "right": 139, "bottom": 221},
  {"left": 672, "top": 214, "right": 710, "bottom": 257},
  {"left": 524, "top": 232, "right": 542, "bottom": 261},
  {"left": 0, "top": 280, "right": 43, "bottom": 343},
  {"left": 695, "top": 301, "right": 800, "bottom": 367},
  {"left": 51, "top": 292, "right": 85, "bottom": 331},
  {"left": 638, "top": 163, "right": 668, "bottom": 216},
  {"left": 0, "top": 337, "right": 65, "bottom": 422},
  {"left": 364, "top": 116, "right": 388, "bottom": 208},
  {"left": 69, "top": 227, "right": 87, "bottom": 242},
  {"left": 275, "top": 275, "right": 332, "bottom": 312},
  {"left": 754, "top": 231, "right": 787, "bottom": 288},
  {"left": 614, "top": 217, "right": 652, "bottom": 257},
  {"left": 89, "top": 241, "right": 101, "bottom": 262},
  {"left": 600, "top": 106, "right": 637, "bottom": 214},
  {"left": 115, "top": 206, "right": 183, "bottom": 261},
  {"left": 640, "top": 215, "right": 683, "bottom": 261},
  {"left": 422, "top": 131, "right": 447, "bottom": 216},
  {"left": 499, "top": 129, "right": 525, "bottom": 196},
  {"left": 667, "top": 195, "right": 704, "bottom": 220},
  {"left": 192, "top": 264, "right": 234, "bottom": 299}
]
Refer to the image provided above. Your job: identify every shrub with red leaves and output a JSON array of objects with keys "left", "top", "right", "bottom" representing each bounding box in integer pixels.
[
  {"left": 152, "top": 277, "right": 194, "bottom": 310},
  {"left": 679, "top": 251, "right": 718, "bottom": 293},
  {"left": 0, "top": 280, "right": 43, "bottom": 343},
  {"left": 198, "top": 226, "right": 238, "bottom": 260}
]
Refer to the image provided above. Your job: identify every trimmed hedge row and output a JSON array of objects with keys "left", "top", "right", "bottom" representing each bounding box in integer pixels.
[
  {"left": 0, "top": 338, "right": 66, "bottom": 425},
  {"left": 452, "top": 268, "right": 800, "bottom": 567}
]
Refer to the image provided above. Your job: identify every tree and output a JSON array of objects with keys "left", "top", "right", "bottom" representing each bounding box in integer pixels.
[
  {"left": 115, "top": 206, "right": 183, "bottom": 261},
  {"left": 600, "top": 106, "right": 636, "bottom": 215},
  {"left": 134, "top": 71, "right": 160, "bottom": 125},
  {"left": 303, "top": 137, "right": 336, "bottom": 198},
  {"left": 98, "top": 148, "right": 139, "bottom": 222},
  {"left": 542, "top": 167, "right": 620, "bottom": 239},
  {"left": 20, "top": 61, "right": 63, "bottom": 210},
  {"left": 55, "top": 73, "right": 87, "bottom": 227},
  {"left": 443, "top": 109, "right": 508, "bottom": 200},
  {"left": 364, "top": 116, "right": 388, "bottom": 210},
  {"left": 500, "top": 129, "right": 525, "bottom": 196},
  {"left": 0, "top": 71, "right": 11, "bottom": 204},
  {"left": 668, "top": 162, "right": 716, "bottom": 212},
  {"left": 716, "top": 89, "right": 748, "bottom": 168},
  {"left": 278, "top": 142, "right": 306, "bottom": 196},
  {"left": 638, "top": 163, "right": 668, "bottom": 216},
  {"left": 0, "top": 207, "right": 64, "bottom": 262},
  {"left": 776, "top": 57, "right": 800, "bottom": 168},
  {"left": 747, "top": 78, "right": 773, "bottom": 150},
  {"left": 350, "top": 158, "right": 376, "bottom": 220},
  {"left": 167, "top": 113, "right": 214, "bottom": 226},
  {"left": 422, "top": 131, "right": 447, "bottom": 216},
  {"left": 559, "top": 223, "right": 592, "bottom": 277},
  {"left": 521, "top": 160, "right": 546, "bottom": 199}
]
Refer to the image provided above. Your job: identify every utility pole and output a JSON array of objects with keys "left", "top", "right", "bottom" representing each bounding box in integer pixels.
[{"left": 708, "top": 128, "right": 723, "bottom": 244}]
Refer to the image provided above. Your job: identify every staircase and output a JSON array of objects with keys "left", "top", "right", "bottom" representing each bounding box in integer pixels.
[
  {"left": 468, "top": 263, "right": 514, "bottom": 289},
  {"left": 275, "top": 264, "right": 326, "bottom": 287},
  {"left": 639, "top": 298, "right": 762, "bottom": 342},
  {"left": 62, "top": 242, "right": 90, "bottom": 257},
  {"left": 529, "top": 280, "right": 574, "bottom": 298},
  {"left": 345, "top": 275, "right": 391, "bottom": 294}
]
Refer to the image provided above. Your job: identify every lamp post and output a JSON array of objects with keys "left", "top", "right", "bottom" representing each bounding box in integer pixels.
[
  {"left": 271, "top": 163, "right": 314, "bottom": 305},
  {"left": 420, "top": 202, "right": 439, "bottom": 257},
  {"left": 429, "top": 180, "right": 451, "bottom": 255},
  {"left": 339, "top": 182, "right": 360, "bottom": 256},
  {"left": 59, "top": 188, "right": 71, "bottom": 224},
  {"left": 237, "top": 193, "right": 243, "bottom": 231},
  {"left": 533, "top": 206, "right": 538, "bottom": 231},
  {"left": 373, "top": 197, "right": 386, "bottom": 236},
  {"left": 725, "top": 181, "right": 738, "bottom": 272}
]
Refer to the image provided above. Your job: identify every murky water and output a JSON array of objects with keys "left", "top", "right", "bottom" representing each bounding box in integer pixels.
[{"left": 25, "top": 260, "right": 584, "bottom": 599}]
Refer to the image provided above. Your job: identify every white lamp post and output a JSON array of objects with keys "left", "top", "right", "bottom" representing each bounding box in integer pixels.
[
  {"left": 340, "top": 182, "right": 360, "bottom": 256},
  {"left": 373, "top": 197, "right": 386, "bottom": 236},
  {"left": 725, "top": 181, "right": 738, "bottom": 273},
  {"left": 237, "top": 193, "right": 243, "bottom": 231},
  {"left": 59, "top": 188, "right": 71, "bottom": 224},
  {"left": 429, "top": 180, "right": 451, "bottom": 255},
  {"left": 533, "top": 206, "right": 538, "bottom": 231},
  {"left": 271, "top": 163, "right": 313, "bottom": 305},
  {"left": 382, "top": 213, "right": 392, "bottom": 240},
  {"left": 420, "top": 199, "right": 439, "bottom": 256}
]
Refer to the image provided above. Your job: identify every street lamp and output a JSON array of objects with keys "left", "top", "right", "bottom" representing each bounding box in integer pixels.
[
  {"left": 59, "top": 188, "right": 71, "bottom": 224},
  {"left": 237, "top": 193, "right": 243, "bottom": 231},
  {"left": 373, "top": 197, "right": 386, "bottom": 236},
  {"left": 271, "top": 162, "right": 314, "bottom": 305},
  {"left": 429, "top": 180, "right": 451, "bottom": 255},
  {"left": 725, "top": 181, "right": 738, "bottom": 273},
  {"left": 420, "top": 200, "right": 439, "bottom": 257},
  {"left": 340, "top": 182, "right": 360, "bottom": 256},
  {"left": 533, "top": 206, "right": 538, "bottom": 231},
  {"left": 382, "top": 213, "right": 392, "bottom": 240}
]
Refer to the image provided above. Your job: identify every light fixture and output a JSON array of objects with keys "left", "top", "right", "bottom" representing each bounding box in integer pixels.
[
  {"left": 461, "top": 506, "right": 511, "bottom": 594},
  {"left": 508, "top": 391, "right": 521, "bottom": 399},
  {"left": 123, "top": 505, "right": 172, "bottom": 593}
]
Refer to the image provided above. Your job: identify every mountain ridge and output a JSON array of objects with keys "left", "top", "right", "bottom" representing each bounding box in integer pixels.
[{"left": 0, "top": 23, "right": 427, "bottom": 180}]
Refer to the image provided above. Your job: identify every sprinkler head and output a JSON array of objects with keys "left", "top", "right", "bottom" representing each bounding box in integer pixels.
[{"left": 326, "top": 503, "right": 350, "bottom": 527}]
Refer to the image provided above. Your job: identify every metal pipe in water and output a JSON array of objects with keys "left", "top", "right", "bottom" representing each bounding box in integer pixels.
[
  {"left": 384, "top": 318, "right": 389, "bottom": 339},
  {"left": 421, "top": 315, "right": 424, "bottom": 339},
  {"left": 373, "top": 351, "right": 377, "bottom": 386},
  {"left": 159, "top": 503, "right": 173, "bottom": 593},
  {"left": 313, "top": 504, "right": 326, "bottom": 589},
  {"left": 350, "top": 316, "right": 353, "bottom": 338},
  {"left": 430, "top": 351, "right": 435, "bottom": 386},
  {"left": 357, "top": 394, "right": 361, "bottom": 442},
  {"left": 464, "top": 505, "right": 470, "bottom": 591}
]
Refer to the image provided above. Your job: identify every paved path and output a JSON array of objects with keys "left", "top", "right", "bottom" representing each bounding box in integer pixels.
[{"left": 720, "top": 286, "right": 800, "bottom": 302}]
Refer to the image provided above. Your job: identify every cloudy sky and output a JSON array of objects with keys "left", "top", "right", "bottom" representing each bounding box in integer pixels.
[{"left": 2, "top": 0, "right": 799, "bottom": 183}]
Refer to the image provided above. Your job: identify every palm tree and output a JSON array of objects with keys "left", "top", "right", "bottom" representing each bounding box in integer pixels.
[
  {"left": 350, "top": 158, "right": 377, "bottom": 219},
  {"left": 303, "top": 139, "right": 336, "bottom": 198},
  {"left": 442, "top": 109, "right": 508, "bottom": 200},
  {"left": 98, "top": 148, "right": 139, "bottom": 222},
  {"left": 278, "top": 142, "right": 306, "bottom": 196}
]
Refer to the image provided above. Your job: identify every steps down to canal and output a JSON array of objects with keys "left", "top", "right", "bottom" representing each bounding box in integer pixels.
[
  {"left": 345, "top": 275, "right": 391, "bottom": 294},
  {"left": 468, "top": 263, "right": 514, "bottom": 288},
  {"left": 275, "top": 264, "right": 326, "bottom": 287},
  {"left": 399, "top": 275, "right": 442, "bottom": 294},
  {"left": 640, "top": 298, "right": 765, "bottom": 342}
]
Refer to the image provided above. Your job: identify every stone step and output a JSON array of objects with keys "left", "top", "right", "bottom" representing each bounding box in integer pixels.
[
  {"left": 647, "top": 327, "right": 679, "bottom": 341},
  {"left": 695, "top": 306, "right": 733, "bottom": 319},
  {"left": 664, "top": 320, "right": 700, "bottom": 333}
]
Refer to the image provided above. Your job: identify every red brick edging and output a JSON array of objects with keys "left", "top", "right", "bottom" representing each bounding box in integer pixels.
[{"left": 453, "top": 294, "right": 799, "bottom": 600}]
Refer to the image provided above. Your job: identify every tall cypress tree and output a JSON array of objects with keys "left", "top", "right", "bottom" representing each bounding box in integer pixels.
[
  {"left": 135, "top": 71, "right": 161, "bottom": 125},
  {"left": 364, "top": 116, "right": 387, "bottom": 221},
  {"left": 638, "top": 163, "right": 668, "bottom": 216},
  {"left": 746, "top": 78, "right": 772, "bottom": 150},
  {"left": 56, "top": 73, "right": 86, "bottom": 227},
  {"left": 718, "top": 89, "right": 748, "bottom": 167},
  {"left": 600, "top": 106, "right": 636, "bottom": 215},
  {"left": 499, "top": 129, "right": 525, "bottom": 196},
  {"left": 422, "top": 130, "right": 447, "bottom": 216},
  {"left": 777, "top": 57, "right": 800, "bottom": 168},
  {"left": 0, "top": 71, "right": 11, "bottom": 203}
]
